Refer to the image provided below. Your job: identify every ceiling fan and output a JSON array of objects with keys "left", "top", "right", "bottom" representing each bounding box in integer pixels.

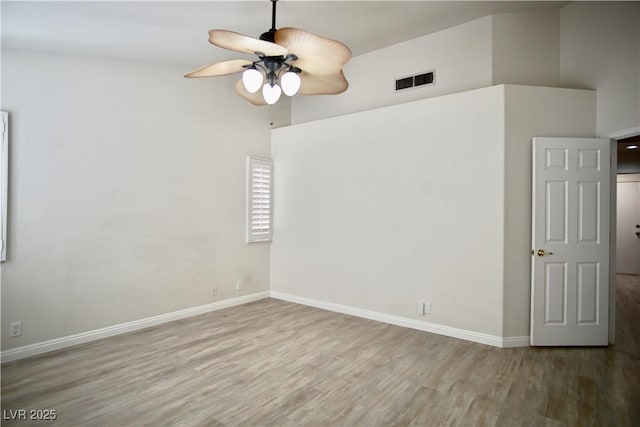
[{"left": 185, "top": 0, "right": 352, "bottom": 106}]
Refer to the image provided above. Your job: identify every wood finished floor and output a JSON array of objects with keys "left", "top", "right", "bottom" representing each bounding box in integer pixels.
[
  {"left": 2, "top": 277, "right": 639, "bottom": 426},
  {"left": 615, "top": 274, "right": 640, "bottom": 359}
]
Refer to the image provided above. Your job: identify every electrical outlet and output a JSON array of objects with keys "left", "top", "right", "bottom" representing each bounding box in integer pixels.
[
  {"left": 210, "top": 286, "right": 217, "bottom": 296},
  {"left": 416, "top": 300, "right": 431, "bottom": 316},
  {"left": 236, "top": 280, "right": 243, "bottom": 291},
  {"left": 10, "top": 322, "right": 22, "bottom": 337}
]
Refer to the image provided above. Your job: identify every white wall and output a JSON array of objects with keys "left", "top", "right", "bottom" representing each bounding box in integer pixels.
[
  {"left": 502, "top": 85, "right": 596, "bottom": 337},
  {"left": 0, "top": 49, "right": 280, "bottom": 349},
  {"left": 492, "top": 8, "right": 560, "bottom": 87},
  {"left": 560, "top": 1, "right": 640, "bottom": 136},
  {"left": 292, "top": 8, "right": 566, "bottom": 125},
  {"left": 273, "top": 86, "right": 507, "bottom": 337},
  {"left": 291, "top": 16, "right": 494, "bottom": 124},
  {"left": 293, "top": 2, "right": 639, "bottom": 136},
  {"left": 272, "top": 84, "right": 596, "bottom": 342}
]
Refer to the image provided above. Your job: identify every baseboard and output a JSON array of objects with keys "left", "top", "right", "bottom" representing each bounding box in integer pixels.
[
  {"left": 1, "top": 291, "right": 270, "bottom": 364},
  {"left": 500, "top": 335, "right": 531, "bottom": 348},
  {"left": 270, "top": 291, "right": 530, "bottom": 348}
]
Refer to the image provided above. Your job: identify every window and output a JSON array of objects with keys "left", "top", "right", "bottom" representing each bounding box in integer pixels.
[
  {"left": 246, "top": 156, "right": 273, "bottom": 243},
  {"left": 1, "top": 111, "right": 7, "bottom": 261}
]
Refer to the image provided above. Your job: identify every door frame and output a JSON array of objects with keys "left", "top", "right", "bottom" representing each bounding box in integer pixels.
[{"left": 604, "top": 126, "right": 640, "bottom": 344}]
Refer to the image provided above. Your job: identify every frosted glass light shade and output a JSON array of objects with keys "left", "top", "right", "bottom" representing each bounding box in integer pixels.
[
  {"left": 242, "top": 68, "right": 263, "bottom": 93},
  {"left": 281, "top": 71, "right": 301, "bottom": 96},
  {"left": 262, "top": 83, "right": 282, "bottom": 105}
]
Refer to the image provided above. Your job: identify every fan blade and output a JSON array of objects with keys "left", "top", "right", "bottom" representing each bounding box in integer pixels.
[
  {"left": 234, "top": 80, "right": 268, "bottom": 106},
  {"left": 274, "top": 27, "right": 351, "bottom": 75},
  {"left": 298, "top": 71, "right": 349, "bottom": 96},
  {"left": 185, "top": 59, "right": 252, "bottom": 78},
  {"left": 209, "top": 30, "right": 288, "bottom": 57}
]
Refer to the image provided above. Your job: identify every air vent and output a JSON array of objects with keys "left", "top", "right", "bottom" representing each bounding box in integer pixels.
[
  {"left": 414, "top": 72, "right": 434, "bottom": 87},
  {"left": 395, "top": 76, "right": 414, "bottom": 91},
  {"left": 395, "top": 70, "right": 435, "bottom": 92}
]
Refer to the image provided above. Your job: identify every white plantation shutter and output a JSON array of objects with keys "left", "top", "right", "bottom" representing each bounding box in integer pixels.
[{"left": 246, "top": 156, "right": 273, "bottom": 242}]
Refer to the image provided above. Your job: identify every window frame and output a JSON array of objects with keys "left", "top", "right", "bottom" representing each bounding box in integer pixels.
[{"left": 1, "top": 111, "right": 8, "bottom": 261}]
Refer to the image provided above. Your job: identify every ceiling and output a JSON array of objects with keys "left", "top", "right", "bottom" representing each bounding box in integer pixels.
[
  {"left": 2, "top": 1, "right": 567, "bottom": 68},
  {"left": 618, "top": 134, "right": 640, "bottom": 173}
]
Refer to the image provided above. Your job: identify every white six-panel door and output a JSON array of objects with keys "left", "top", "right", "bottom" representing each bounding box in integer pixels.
[{"left": 531, "top": 138, "right": 610, "bottom": 346}]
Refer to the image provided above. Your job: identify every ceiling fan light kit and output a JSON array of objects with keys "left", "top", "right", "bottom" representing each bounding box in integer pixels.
[
  {"left": 262, "top": 82, "right": 282, "bottom": 104},
  {"left": 280, "top": 70, "right": 301, "bottom": 96},
  {"left": 242, "top": 67, "right": 263, "bottom": 93},
  {"left": 185, "top": 0, "right": 351, "bottom": 106},
  {"left": 242, "top": 53, "right": 302, "bottom": 104}
]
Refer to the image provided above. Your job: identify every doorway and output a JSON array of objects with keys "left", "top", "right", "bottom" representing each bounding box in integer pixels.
[{"left": 613, "top": 133, "right": 640, "bottom": 356}]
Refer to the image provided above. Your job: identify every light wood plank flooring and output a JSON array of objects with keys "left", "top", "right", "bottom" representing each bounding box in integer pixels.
[
  {"left": 615, "top": 274, "right": 640, "bottom": 359},
  {"left": 2, "top": 282, "right": 639, "bottom": 426}
]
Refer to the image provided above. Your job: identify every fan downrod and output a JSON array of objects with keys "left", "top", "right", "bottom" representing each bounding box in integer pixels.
[{"left": 259, "top": 0, "right": 279, "bottom": 42}]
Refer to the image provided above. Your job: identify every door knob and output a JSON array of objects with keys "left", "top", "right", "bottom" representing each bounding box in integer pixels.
[{"left": 537, "top": 249, "right": 553, "bottom": 256}]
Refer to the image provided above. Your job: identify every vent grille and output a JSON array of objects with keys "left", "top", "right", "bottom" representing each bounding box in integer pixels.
[
  {"left": 395, "top": 76, "right": 414, "bottom": 91},
  {"left": 395, "top": 70, "right": 435, "bottom": 92},
  {"left": 414, "top": 72, "right": 434, "bottom": 87}
]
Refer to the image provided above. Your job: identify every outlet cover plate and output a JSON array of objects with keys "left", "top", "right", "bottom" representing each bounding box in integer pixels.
[{"left": 10, "top": 321, "right": 22, "bottom": 337}]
